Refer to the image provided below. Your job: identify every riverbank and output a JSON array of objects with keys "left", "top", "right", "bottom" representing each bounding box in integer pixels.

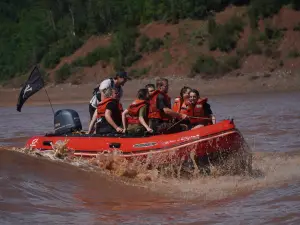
[{"left": 1, "top": 70, "right": 300, "bottom": 107}]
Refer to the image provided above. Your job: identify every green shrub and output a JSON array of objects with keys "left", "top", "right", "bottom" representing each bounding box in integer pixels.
[
  {"left": 207, "top": 17, "right": 217, "bottom": 34},
  {"left": 223, "top": 55, "right": 242, "bottom": 70},
  {"left": 42, "top": 36, "right": 83, "bottom": 69},
  {"left": 128, "top": 67, "right": 151, "bottom": 78},
  {"left": 236, "top": 48, "right": 247, "bottom": 57},
  {"left": 264, "top": 26, "right": 284, "bottom": 40},
  {"left": 279, "top": 60, "right": 284, "bottom": 67},
  {"left": 83, "top": 47, "right": 112, "bottom": 67},
  {"left": 190, "top": 27, "right": 207, "bottom": 46},
  {"left": 71, "top": 47, "right": 113, "bottom": 68},
  {"left": 162, "top": 51, "right": 172, "bottom": 67},
  {"left": 123, "top": 51, "right": 142, "bottom": 67},
  {"left": 111, "top": 26, "right": 140, "bottom": 69},
  {"left": 71, "top": 57, "right": 85, "bottom": 67},
  {"left": 192, "top": 55, "right": 220, "bottom": 75},
  {"left": 138, "top": 35, "right": 150, "bottom": 52},
  {"left": 292, "top": 0, "right": 300, "bottom": 10},
  {"left": 139, "top": 35, "right": 164, "bottom": 53},
  {"left": 54, "top": 64, "right": 72, "bottom": 84},
  {"left": 249, "top": 0, "right": 283, "bottom": 19},
  {"left": 258, "top": 24, "right": 284, "bottom": 50},
  {"left": 247, "top": 35, "right": 262, "bottom": 54},
  {"left": 192, "top": 54, "right": 241, "bottom": 78},
  {"left": 209, "top": 29, "right": 237, "bottom": 52},
  {"left": 247, "top": 0, "right": 286, "bottom": 31},
  {"left": 163, "top": 32, "right": 172, "bottom": 48},
  {"left": 293, "top": 23, "right": 300, "bottom": 31},
  {"left": 209, "top": 16, "right": 244, "bottom": 52},
  {"left": 248, "top": 8, "right": 258, "bottom": 30},
  {"left": 288, "top": 49, "right": 300, "bottom": 58},
  {"left": 147, "top": 38, "right": 164, "bottom": 52}
]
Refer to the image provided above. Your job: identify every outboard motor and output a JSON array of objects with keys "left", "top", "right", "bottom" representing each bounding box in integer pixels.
[{"left": 54, "top": 109, "right": 82, "bottom": 135}]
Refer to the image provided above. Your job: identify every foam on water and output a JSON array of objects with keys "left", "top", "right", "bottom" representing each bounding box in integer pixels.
[{"left": 3, "top": 137, "right": 300, "bottom": 203}]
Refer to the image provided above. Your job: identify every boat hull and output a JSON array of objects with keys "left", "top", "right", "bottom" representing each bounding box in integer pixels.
[{"left": 25, "top": 120, "right": 243, "bottom": 163}]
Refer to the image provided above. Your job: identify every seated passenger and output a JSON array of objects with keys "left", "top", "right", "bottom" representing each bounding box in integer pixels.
[
  {"left": 172, "top": 86, "right": 192, "bottom": 129},
  {"left": 172, "top": 86, "right": 192, "bottom": 113},
  {"left": 148, "top": 78, "right": 187, "bottom": 134},
  {"left": 122, "top": 89, "right": 153, "bottom": 136},
  {"left": 189, "top": 89, "right": 216, "bottom": 129},
  {"left": 145, "top": 83, "right": 155, "bottom": 96},
  {"left": 88, "top": 87, "right": 123, "bottom": 134}
]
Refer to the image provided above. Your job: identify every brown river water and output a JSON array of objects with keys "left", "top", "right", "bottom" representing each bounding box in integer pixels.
[{"left": 1, "top": 91, "right": 300, "bottom": 224}]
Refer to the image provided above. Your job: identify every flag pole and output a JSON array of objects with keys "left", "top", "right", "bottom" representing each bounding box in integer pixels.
[{"left": 44, "top": 87, "right": 55, "bottom": 115}]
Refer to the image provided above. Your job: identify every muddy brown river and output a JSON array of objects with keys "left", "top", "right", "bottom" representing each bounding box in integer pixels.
[{"left": 1, "top": 91, "right": 300, "bottom": 224}]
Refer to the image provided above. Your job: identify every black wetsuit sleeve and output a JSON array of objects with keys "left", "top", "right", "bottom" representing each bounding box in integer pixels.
[
  {"left": 157, "top": 94, "right": 168, "bottom": 111},
  {"left": 204, "top": 102, "right": 213, "bottom": 116}
]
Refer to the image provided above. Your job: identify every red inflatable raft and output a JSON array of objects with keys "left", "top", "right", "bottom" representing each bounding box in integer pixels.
[{"left": 25, "top": 119, "right": 244, "bottom": 163}]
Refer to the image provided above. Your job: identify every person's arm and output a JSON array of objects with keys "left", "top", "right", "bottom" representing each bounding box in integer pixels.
[
  {"left": 139, "top": 116, "right": 153, "bottom": 133},
  {"left": 105, "top": 109, "right": 123, "bottom": 133},
  {"left": 88, "top": 110, "right": 97, "bottom": 134},
  {"left": 122, "top": 109, "right": 129, "bottom": 133},
  {"left": 211, "top": 115, "right": 216, "bottom": 124},
  {"left": 163, "top": 108, "right": 187, "bottom": 120},
  {"left": 157, "top": 94, "right": 187, "bottom": 120},
  {"left": 138, "top": 106, "right": 153, "bottom": 133},
  {"left": 204, "top": 102, "right": 215, "bottom": 124}
]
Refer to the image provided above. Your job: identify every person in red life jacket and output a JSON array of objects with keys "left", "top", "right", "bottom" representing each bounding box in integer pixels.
[
  {"left": 172, "top": 86, "right": 192, "bottom": 113},
  {"left": 172, "top": 86, "right": 192, "bottom": 129},
  {"left": 88, "top": 87, "right": 123, "bottom": 134},
  {"left": 122, "top": 88, "right": 153, "bottom": 136},
  {"left": 148, "top": 78, "right": 188, "bottom": 133},
  {"left": 188, "top": 89, "right": 216, "bottom": 129},
  {"left": 88, "top": 70, "right": 130, "bottom": 120},
  {"left": 145, "top": 83, "right": 155, "bottom": 96}
]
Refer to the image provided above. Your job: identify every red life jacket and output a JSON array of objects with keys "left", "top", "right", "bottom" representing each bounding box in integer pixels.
[
  {"left": 127, "top": 99, "right": 148, "bottom": 124},
  {"left": 172, "top": 97, "right": 192, "bottom": 114},
  {"left": 97, "top": 98, "right": 114, "bottom": 118},
  {"left": 172, "top": 97, "right": 182, "bottom": 113},
  {"left": 148, "top": 90, "right": 171, "bottom": 121},
  {"left": 189, "top": 98, "right": 212, "bottom": 125}
]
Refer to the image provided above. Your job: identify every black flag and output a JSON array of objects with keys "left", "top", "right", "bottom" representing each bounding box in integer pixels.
[{"left": 16, "top": 66, "right": 44, "bottom": 112}]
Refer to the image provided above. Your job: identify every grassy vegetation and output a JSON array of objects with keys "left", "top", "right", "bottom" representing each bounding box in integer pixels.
[
  {"left": 246, "top": 35, "right": 262, "bottom": 55},
  {"left": 162, "top": 51, "right": 172, "bottom": 68},
  {"left": 42, "top": 36, "right": 83, "bottom": 69},
  {"left": 208, "top": 16, "right": 245, "bottom": 52},
  {"left": 293, "top": 22, "right": 300, "bottom": 31},
  {"left": 138, "top": 35, "right": 164, "bottom": 53},
  {"left": 2, "top": 0, "right": 300, "bottom": 83},
  {"left": 190, "top": 26, "right": 208, "bottom": 46},
  {"left": 128, "top": 66, "right": 151, "bottom": 79},
  {"left": 288, "top": 49, "right": 300, "bottom": 58},
  {"left": 72, "top": 47, "right": 113, "bottom": 68},
  {"left": 54, "top": 64, "right": 72, "bottom": 84}
]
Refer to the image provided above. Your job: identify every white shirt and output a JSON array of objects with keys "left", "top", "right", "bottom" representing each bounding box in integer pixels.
[{"left": 89, "top": 78, "right": 123, "bottom": 108}]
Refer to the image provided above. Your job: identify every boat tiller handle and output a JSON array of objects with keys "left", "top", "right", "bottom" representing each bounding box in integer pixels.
[{"left": 109, "top": 143, "right": 121, "bottom": 148}]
